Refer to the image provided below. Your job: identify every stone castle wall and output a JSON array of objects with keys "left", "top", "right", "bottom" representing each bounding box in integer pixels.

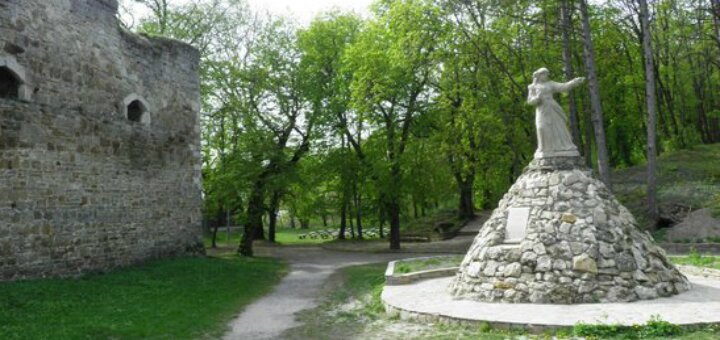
[{"left": 0, "top": 0, "right": 204, "bottom": 280}]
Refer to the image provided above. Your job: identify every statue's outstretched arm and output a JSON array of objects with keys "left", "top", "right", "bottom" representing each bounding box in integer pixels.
[{"left": 552, "top": 77, "right": 585, "bottom": 93}]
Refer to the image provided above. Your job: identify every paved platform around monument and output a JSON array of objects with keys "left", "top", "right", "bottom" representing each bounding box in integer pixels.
[{"left": 383, "top": 275, "right": 720, "bottom": 328}]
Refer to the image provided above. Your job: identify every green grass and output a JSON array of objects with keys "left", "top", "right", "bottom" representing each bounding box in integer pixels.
[
  {"left": 273, "top": 227, "right": 335, "bottom": 245},
  {"left": 204, "top": 227, "right": 333, "bottom": 247},
  {"left": 613, "top": 143, "right": 720, "bottom": 228},
  {"left": 284, "top": 263, "right": 720, "bottom": 339},
  {"left": 0, "top": 256, "right": 286, "bottom": 339},
  {"left": 204, "top": 231, "right": 242, "bottom": 247},
  {"left": 670, "top": 252, "right": 720, "bottom": 270},
  {"left": 394, "top": 255, "right": 463, "bottom": 274}
]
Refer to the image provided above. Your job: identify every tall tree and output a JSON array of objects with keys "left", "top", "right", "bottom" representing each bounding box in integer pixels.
[
  {"left": 561, "top": 0, "right": 582, "bottom": 149},
  {"left": 238, "top": 18, "right": 315, "bottom": 255},
  {"left": 347, "top": 0, "right": 444, "bottom": 249},
  {"left": 578, "top": 0, "right": 611, "bottom": 187},
  {"left": 638, "top": 0, "right": 658, "bottom": 224}
]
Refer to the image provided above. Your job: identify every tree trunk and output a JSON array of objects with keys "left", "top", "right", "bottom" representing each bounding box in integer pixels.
[
  {"left": 321, "top": 214, "right": 328, "bottom": 227},
  {"left": 713, "top": 1, "right": 720, "bottom": 66},
  {"left": 388, "top": 200, "right": 401, "bottom": 250},
  {"left": 300, "top": 219, "right": 310, "bottom": 229},
  {"left": 354, "top": 190, "right": 363, "bottom": 239},
  {"left": 561, "top": 0, "right": 582, "bottom": 149},
  {"left": 579, "top": 0, "right": 611, "bottom": 188},
  {"left": 267, "top": 190, "right": 281, "bottom": 243},
  {"left": 458, "top": 177, "right": 475, "bottom": 220},
  {"left": 379, "top": 219, "right": 385, "bottom": 238},
  {"left": 210, "top": 211, "right": 221, "bottom": 249},
  {"left": 339, "top": 196, "right": 347, "bottom": 240},
  {"left": 639, "top": 0, "right": 658, "bottom": 225},
  {"left": 239, "top": 181, "right": 264, "bottom": 257}
]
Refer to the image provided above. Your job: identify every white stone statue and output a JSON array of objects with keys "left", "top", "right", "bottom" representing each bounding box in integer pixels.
[{"left": 527, "top": 68, "right": 584, "bottom": 158}]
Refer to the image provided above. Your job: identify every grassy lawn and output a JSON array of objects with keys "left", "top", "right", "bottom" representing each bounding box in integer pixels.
[
  {"left": 670, "top": 253, "right": 720, "bottom": 270},
  {"left": 274, "top": 227, "right": 336, "bottom": 245},
  {"left": 284, "top": 263, "right": 720, "bottom": 339},
  {"left": 204, "top": 227, "right": 336, "bottom": 248},
  {"left": 0, "top": 256, "right": 286, "bottom": 339}
]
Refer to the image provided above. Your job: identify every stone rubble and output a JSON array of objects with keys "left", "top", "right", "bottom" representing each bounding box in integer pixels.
[{"left": 449, "top": 156, "right": 690, "bottom": 303}]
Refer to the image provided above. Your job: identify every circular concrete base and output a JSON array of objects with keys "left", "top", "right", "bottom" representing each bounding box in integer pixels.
[{"left": 382, "top": 275, "right": 720, "bottom": 329}]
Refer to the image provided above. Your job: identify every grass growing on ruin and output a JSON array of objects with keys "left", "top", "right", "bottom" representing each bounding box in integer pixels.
[{"left": 0, "top": 256, "right": 286, "bottom": 339}]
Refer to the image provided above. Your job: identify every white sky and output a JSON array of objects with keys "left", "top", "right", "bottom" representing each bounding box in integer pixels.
[
  {"left": 121, "top": 0, "right": 373, "bottom": 26},
  {"left": 249, "top": 0, "right": 372, "bottom": 23}
]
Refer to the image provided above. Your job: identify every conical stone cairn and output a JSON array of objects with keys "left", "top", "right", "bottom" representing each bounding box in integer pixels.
[{"left": 449, "top": 156, "right": 690, "bottom": 303}]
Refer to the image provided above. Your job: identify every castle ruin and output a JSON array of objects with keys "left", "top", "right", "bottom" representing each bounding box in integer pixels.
[{"left": 0, "top": 0, "right": 204, "bottom": 281}]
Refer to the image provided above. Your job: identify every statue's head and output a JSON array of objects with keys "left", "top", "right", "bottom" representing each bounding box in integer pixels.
[{"left": 532, "top": 67, "right": 550, "bottom": 83}]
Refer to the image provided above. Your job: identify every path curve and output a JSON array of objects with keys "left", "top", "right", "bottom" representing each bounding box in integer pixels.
[{"left": 222, "top": 245, "right": 442, "bottom": 340}]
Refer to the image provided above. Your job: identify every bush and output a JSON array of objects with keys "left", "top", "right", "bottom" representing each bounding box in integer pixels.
[{"left": 573, "top": 316, "right": 681, "bottom": 339}]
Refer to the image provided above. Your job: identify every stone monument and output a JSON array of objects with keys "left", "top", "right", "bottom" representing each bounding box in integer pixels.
[{"left": 449, "top": 68, "right": 689, "bottom": 303}]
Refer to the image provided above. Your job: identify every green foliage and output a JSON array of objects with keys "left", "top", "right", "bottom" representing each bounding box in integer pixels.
[
  {"left": 0, "top": 256, "right": 286, "bottom": 339},
  {"left": 131, "top": 0, "right": 720, "bottom": 250},
  {"left": 573, "top": 316, "right": 682, "bottom": 339}
]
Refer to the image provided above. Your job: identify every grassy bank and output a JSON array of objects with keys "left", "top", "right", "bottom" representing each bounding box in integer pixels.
[
  {"left": 613, "top": 143, "right": 720, "bottom": 228},
  {"left": 0, "top": 256, "right": 286, "bottom": 339},
  {"left": 670, "top": 252, "right": 720, "bottom": 270}
]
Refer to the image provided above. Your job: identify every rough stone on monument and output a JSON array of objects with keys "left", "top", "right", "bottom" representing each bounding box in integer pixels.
[{"left": 449, "top": 156, "right": 689, "bottom": 303}]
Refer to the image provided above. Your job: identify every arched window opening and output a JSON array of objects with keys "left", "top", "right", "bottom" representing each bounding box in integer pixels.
[
  {"left": 121, "top": 93, "right": 151, "bottom": 125},
  {"left": 127, "top": 100, "right": 145, "bottom": 122},
  {"left": 0, "top": 67, "right": 20, "bottom": 99}
]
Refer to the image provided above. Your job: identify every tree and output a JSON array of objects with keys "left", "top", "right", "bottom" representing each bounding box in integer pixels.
[
  {"left": 347, "top": 0, "right": 444, "bottom": 250},
  {"left": 560, "top": 0, "right": 582, "bottom": 149},
  {"left": 297, "top": 12, "right": 365, "bottom": 238},
  {"left": 237, "top": 18, "right": 315, "bottom": 256},
  {"left": 132, "top": 0, "right": 720, "bottom": 239},
  {"left": 578, "top": 0, "right": 611, "bottom": 187},
  {"left": 132, "top": 0, "right": 169, "bottom": 33},
  {"left": 637, "top": 0, "right": 658, "bottom": 224}
]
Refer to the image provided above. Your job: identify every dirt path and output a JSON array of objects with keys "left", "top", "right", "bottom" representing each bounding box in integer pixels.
[{"left": 222, "top": 245, "right": 442, "bottom": 340}]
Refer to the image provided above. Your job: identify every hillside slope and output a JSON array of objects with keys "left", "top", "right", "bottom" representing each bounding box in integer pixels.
[{"left": 612, "top": 143, "right": 720, "bottom": 236}]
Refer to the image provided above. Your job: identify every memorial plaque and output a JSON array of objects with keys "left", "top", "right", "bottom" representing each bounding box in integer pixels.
[{"left": 504, "top": 207, "right": 530, "bottom": 243}]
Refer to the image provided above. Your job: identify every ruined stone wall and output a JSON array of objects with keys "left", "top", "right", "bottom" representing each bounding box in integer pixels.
[{"left": 0, "top": 0, "right": 204, "bottom": 280}]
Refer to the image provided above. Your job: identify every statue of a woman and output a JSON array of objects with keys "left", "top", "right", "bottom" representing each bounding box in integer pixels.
[{"left": 527, "top": 68, "right": 585, "bottom": 159}]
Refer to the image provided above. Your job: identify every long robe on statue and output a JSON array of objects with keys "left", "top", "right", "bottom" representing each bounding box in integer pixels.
[{"left": 527, "top": 78, "right": 583, "bottom": 159}]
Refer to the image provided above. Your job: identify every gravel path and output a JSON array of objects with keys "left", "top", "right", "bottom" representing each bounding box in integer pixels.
[{"left": 222, "top": 245, "right": 441, "bottom": 340}]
